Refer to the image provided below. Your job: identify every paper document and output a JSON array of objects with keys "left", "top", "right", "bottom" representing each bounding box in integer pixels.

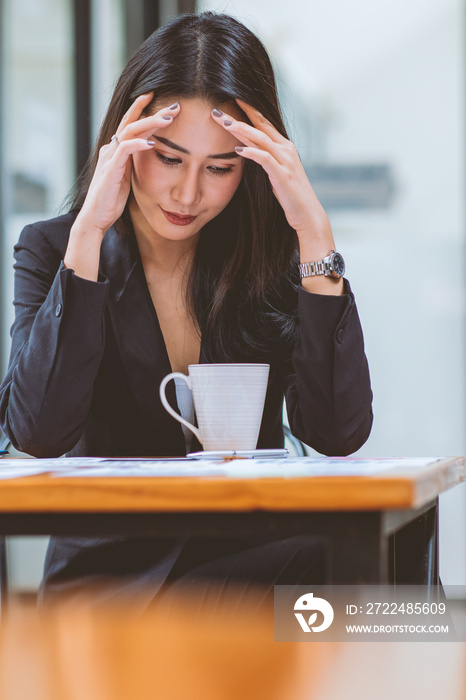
[{"left": 0, "top": 456, "right": 442, "bottom": 479}]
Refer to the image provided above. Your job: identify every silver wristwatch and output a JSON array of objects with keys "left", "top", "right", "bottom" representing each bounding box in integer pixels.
[{"left": 298, "top": 250, "right": 345, "bottom": 280}]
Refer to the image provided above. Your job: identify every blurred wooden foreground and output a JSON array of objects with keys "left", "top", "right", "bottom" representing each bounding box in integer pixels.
[
  {"left": 0, "top": 587, "right": 465, "bottom": 700},
  {"left": 0, "top": 587, "right": 327, "bottom": 700}
]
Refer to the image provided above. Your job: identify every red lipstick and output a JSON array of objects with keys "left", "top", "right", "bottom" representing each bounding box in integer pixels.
[{"left": 161, "top": 208, "right": 197, "bottom": 226}]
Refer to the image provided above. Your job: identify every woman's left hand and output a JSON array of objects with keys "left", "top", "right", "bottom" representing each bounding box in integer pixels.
[{"left": 212, "top": 99, "right": 331, "bottom": 244}]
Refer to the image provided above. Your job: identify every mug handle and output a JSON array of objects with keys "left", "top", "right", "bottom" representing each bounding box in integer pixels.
[{"left": 159, "top": 372, "right": 202, "bottom": 445}]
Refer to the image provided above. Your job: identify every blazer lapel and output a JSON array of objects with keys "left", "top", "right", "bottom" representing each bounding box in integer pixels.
[{"left": 100, "top": 226, "right": 187, "bottom": 452}]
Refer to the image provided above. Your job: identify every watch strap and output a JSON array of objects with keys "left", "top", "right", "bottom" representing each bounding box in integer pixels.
[
  {"left": 298, "top": 259, "right": 329, "bottom": 278},
  {"left": 299, "top": 251, "right": 335, "bottom": 279}
]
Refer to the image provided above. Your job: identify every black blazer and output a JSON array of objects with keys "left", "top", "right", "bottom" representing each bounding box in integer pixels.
[{"left": 0, "top": 212, "right": 373, "bottom": 601}]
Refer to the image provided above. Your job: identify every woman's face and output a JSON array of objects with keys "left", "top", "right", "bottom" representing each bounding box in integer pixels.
[{"left": 129, "top": 97, "right": 245, "bottom": 243}]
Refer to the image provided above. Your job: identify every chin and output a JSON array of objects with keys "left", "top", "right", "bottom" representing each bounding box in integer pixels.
[{"left": 157, "top": 221, "right": 203, "bottom": 240}]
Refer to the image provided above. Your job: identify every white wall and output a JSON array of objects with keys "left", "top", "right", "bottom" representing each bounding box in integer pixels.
[{"left": 200, "top": 0, "right": 466, "bottom": 584}]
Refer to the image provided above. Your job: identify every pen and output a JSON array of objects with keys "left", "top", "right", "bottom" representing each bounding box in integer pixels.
[{"left": 187, "top": 448, "right": 289, "bottom": 460}]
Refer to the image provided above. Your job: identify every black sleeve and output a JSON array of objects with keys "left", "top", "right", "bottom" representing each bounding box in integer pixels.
[
  {"left": 0, "top": 223, "right": 110, "bottom": 457},
  {"left": 282, "top": 280, "right": 373, "bottom": 456}
]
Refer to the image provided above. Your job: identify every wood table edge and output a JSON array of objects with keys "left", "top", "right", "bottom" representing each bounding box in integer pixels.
[{"left": 0, "top": 456, "right": 464, "bottom": 512}]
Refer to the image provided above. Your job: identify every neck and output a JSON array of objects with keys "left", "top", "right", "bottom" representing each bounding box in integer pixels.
[{"left": 129, "top": 198, "right": 199, "bottom": 277}]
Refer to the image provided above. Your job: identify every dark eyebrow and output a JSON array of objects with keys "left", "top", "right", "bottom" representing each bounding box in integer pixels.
[{"left": 154, "top": 136, "right": 239, "bottom": 160}]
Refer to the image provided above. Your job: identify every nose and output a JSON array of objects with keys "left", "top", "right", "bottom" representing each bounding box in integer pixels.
[{"left": 171, "top": 166, "right": 201, "bottom": 209}]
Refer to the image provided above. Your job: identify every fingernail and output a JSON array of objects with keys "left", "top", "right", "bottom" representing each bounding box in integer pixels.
[
  {"left": 147, "top": 140, "right": 155, "bottom": 146},
  {"left": 223, "top": 119, "right": 233, "bottom": 126},
  {"left": 235, "top": 147, "right": 244, "bottom": 153},
  {"left": 169, "top": 102, "right": 179, "bottom": 110},
  {"left": 212, "top": 109, "right": 223, "bottom": 117},
  {"left": 162, "top": 115, "right": 173, "bottom": 121}
]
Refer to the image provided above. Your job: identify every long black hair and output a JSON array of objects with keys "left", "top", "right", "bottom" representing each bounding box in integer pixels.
[{"left": 70, "top": 12, "right": 300, "bottom": 363}]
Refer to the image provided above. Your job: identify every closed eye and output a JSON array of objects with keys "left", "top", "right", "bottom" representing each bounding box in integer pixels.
[
  {"left": 208, "top": 165, "right": 234, "bottom": 176},
  {"left": 156, "top": 152, "right": 181, "bottom": 166}
]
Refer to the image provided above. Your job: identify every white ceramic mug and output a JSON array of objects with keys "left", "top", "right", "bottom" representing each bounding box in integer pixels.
[{"left": 159, "top": 363, "right": 270, "bottom": 451}]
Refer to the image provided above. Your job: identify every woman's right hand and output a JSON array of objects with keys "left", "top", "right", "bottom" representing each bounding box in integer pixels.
[
  {"left": 77, "top": 92, "right": 180, "bottom": 236},
  {"left": 65, "top": 93, "right": 180, "bottom": 280}
]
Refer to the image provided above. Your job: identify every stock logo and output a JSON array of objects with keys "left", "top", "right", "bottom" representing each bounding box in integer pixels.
[{"left": 294, "top": 592, "right": 334, "bottom": 633}]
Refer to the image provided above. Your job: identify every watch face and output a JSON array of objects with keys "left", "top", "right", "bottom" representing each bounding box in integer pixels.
[{"left": 331, "top": 253, "right": 345, "bottom": 277}]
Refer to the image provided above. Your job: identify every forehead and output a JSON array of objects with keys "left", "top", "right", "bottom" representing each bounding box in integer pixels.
[{"left": 149, "top": 97, "right": 244, "bottom": 155}]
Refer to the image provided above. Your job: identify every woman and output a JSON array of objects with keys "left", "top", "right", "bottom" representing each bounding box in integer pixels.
[{"left": 0, "top": 12, "right": 372, "bottom": 605}]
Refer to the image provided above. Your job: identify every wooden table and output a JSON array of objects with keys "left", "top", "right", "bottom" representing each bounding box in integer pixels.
[{"left": 0, "top": 456, "right": 465, "bottom": 601}]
